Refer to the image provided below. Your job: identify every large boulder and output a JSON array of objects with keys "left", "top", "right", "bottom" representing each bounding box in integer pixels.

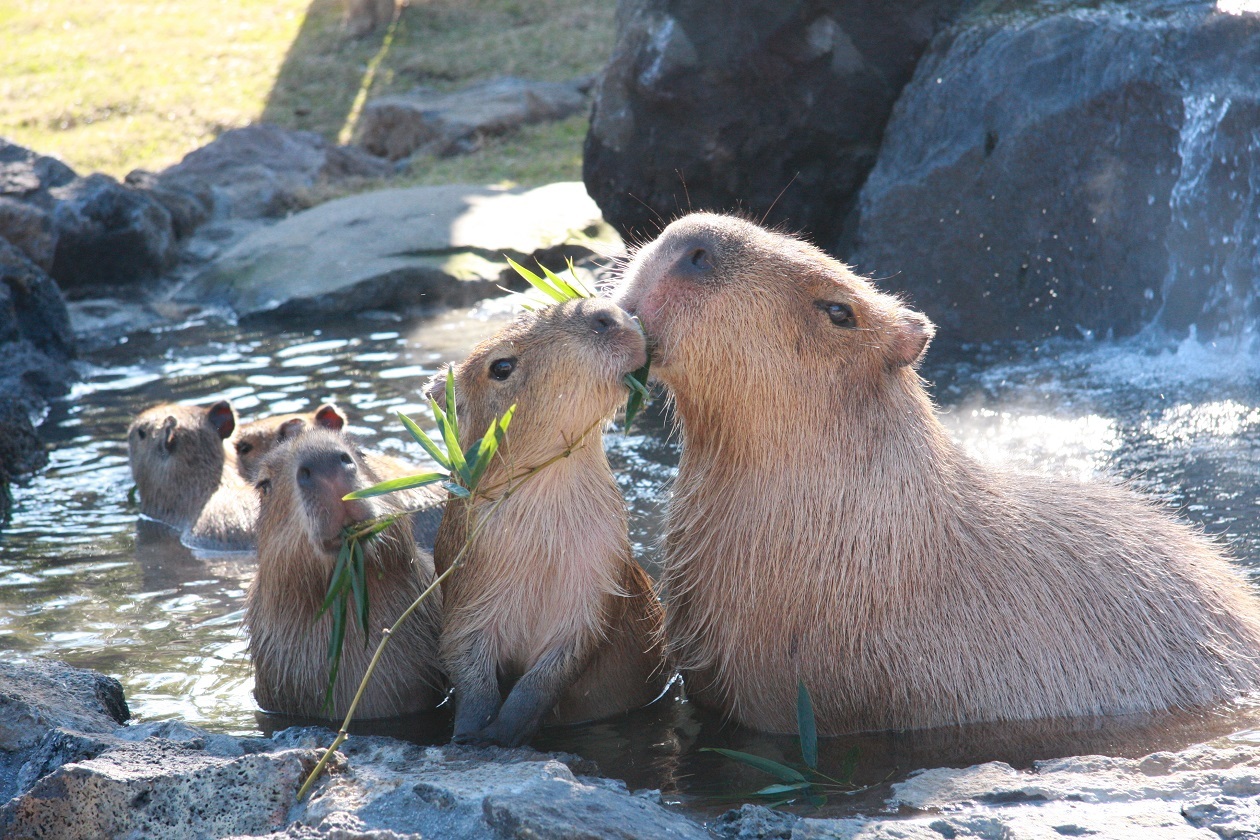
[
  {"left": 155, "top": 124, "right": 395, "bottom": 220},
  {"left": 48, "top": 173, "right": 176, "bottom": 294},
  {"left": 179, "top": 181, "right": 617, "bottom": 319},
  {"left": 583, "top": 0, "right": 966, "bottom": 244},
  {"left": 356, "top": 76, "right": 589, "bottom": 161},
  {"left": 0, "top": 197, "right": 57, "bottom": 272},
  {"left": 0, "top": 139, "right": 77, "bottom": 211},
  {"left": 850, "top": 1, "right": 1260, "bottom": 343}
]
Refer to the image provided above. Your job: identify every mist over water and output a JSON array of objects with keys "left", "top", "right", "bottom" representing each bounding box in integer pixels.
[{"left": 3, "top": 301, "right": 1260, "bottom": 814}]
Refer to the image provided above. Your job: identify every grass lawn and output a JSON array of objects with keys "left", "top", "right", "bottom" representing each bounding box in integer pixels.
[{"left": 0, "top": 0, "right": 614, "bottom": 185}]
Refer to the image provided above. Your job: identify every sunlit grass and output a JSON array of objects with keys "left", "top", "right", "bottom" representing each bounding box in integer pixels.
[{"left": 0, "top": 0, "right": 613, "bottom": 181}]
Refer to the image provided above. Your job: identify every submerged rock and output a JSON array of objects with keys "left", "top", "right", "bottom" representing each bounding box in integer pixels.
[
  {"left": 850, "top": 0, "right": 1260, "bottom": 342},
  {"left": 583, "top": 0, "right": 966, "bottom": 244},
  {"left": 180, "top": 181, "right": 616, "bottom": 319},
  {"left": 356, "top": 76, "right": 589, "bottom": 161}
]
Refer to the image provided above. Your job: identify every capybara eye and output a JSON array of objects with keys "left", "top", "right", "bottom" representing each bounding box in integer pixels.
[
  {"left": 298, "top": 467, "right": 312, "bottom": 483},
  {"left": 592, "top": 314, "right": 614, "bottom": 334},
  {"left": 489, "top": 358, "right": 517, "bottom": 381},
  {"left": 136, "top": 428, "right": 146, "bottom": 440},
  {"left": 689, "top": 248, "right": 710, "bottom": 270},
  {"left": 236, "top": 442, "right": 253, "bottom": 455},
  {"left": 340, "top": 453, "right": 353, "bottom": 466},
  {"left": 818, "top": 301, "right": 856, "bottom": 328},
  {"left": 256, "top": 479, "right": 271, "bottom": 496}
]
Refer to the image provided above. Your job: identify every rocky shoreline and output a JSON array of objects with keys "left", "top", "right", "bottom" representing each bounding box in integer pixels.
[{"left": 2, "top": 658, "right": 1257, "bottom": 839}]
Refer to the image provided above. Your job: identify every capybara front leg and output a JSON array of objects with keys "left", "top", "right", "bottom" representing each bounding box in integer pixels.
[
  {"left": 450, "top": 638, "right": 502, "bottom": 744},
  {"left": 477, "top": 645, "right": 581, "bottom": 748}
]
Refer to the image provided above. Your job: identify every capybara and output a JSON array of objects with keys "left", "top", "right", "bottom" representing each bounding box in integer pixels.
[
  {"left": 431, "top": 298, "right": 669, "bottom": 746},
  {"left": 233, "top": 403, "right": 346, "bottom": 482},
  {"left": 236, "top": 403, "right": 446, "bottom": 550},
  {"left": 245, "top": 428, "right": 444, "bottom": 719},
  {"left": 127, "top": 400, "right": 256, "bottom": 552},
  {"left": 616, "top": 212, "right": 1260, "bottom": 734}
]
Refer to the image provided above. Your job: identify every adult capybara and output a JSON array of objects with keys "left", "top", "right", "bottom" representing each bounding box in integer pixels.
[
  {"left": 235, "top": 402, "right": 446, "bottom": 550},
  {"left": 617, "top": 212, "right": 1260, "bottom": 734},
  {"left": 245, "top": 428, "right": 444, "bottom": 719},
  {"left": 127, "top": 400, "right": 256, "bottom": 552},
  {"left": 431, "top": 298, "right": 668, "bottom": 746}
]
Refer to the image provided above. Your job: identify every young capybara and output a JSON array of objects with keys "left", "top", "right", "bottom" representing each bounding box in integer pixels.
[
  {"left": 431, "top": 298, "right": 669, "bottom": 747},
  {"left": 617, "top": 212, "right": 1260, "bottom": 735},
  {"left": 235, "top": 402, "right": 446, "bottom": 550},
  {"left": 244, "top": 428, "right": 444, "bottom": 719},
  {"left": 127, "top": 400, "right": 256, "bottom": 552}
]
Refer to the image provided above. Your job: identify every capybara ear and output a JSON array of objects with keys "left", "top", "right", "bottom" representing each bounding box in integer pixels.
[
  {"left": 886, "top": 308, "right": 935, "bottom": 368},
  {"left": 278, "top": 418, "right": 307, "bottom": 442},
  {"left": 313, "top": 403, "right": 346, "bottom": 431},
  {"left": 162, "top": 415, "right": 178, "bottom": 452},
  {"left": 424, "top": 367, "right": 449, "bottom": 406},
  {"left": 206, "top": 400, "right": 237, "bottom": 439}
]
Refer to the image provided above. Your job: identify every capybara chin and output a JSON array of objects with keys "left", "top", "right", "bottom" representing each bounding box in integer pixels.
[
  {"left": 245, "top": 428, "right": 444, "bottom": 719},
  {"left": 431, "top": 298, "right": 668, "bottom": 747},
  {"left": 616, "top": 212, "right": 1260, "bottom": 735},
  {"left": 127, "top": 400, "right": 256, "bottom": 552}
]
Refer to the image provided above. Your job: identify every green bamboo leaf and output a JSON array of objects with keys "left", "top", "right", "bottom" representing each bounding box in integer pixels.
[
  {"left": 317, "top": 543, "right": 351, "bottom": 618},
  {"left": 497, "top": 404, "right": 515, "bottom": 436},
  {"left": 465, "top": 420, "right": 497, "bottom": 488},
  {"left": 343, "top": 472, "right": 447, "bottom": 500},
  {"left": 700, "top": 748, "right": 807, "bottom": 783},
  {"left": 323, "top": 596, "right": 347, "bottom": 714},
  {"left": 797, "top": 680, "right": 818, "bottom": 770},
  {"left": 539, "top": 263, "right": 578, "bottom": 299},
  {"left": 445, "top": 367, "right": 458, "bottom": 437},
  {"left": 756, "top": 782, "right": 811, "bottom": 796},
  {"left": 506, "top": 256, "right": 569, "bottom": 303},
  {"left": 444, "top": 482, "right": 471, "bottom": 499},
  {"left": 564, "top": 256, "right": 596, "bottom": 297},
  {"left": 127, "top": 484, "right": 138, "bottom": 505},
  {"left": 351, "top": 541, "right": 369, "bottom": 642},
  {"left": 838, "top": 745, "right": 860, "bottom": 784},
  {"left": 398, "top": 412, "right": 451, "bottom": 471},
  {"left": 623, "top": 356, "right": 652, "bottom": 432}
]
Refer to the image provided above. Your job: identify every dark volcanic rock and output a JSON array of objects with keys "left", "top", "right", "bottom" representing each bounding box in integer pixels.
[
  {"left": 124, "top": 169, "right": 213, "bottom": 240},
  {"left": 49, "top": 173, "right": 176, "bottom": 293},
  {"left": 850, "top": 1, "right": 1260, "bottom": 343},
  {"left": 583, "top": 0, "right": 966, "bottom": 244},
  {"left": 157, "top": 124, "right": 395, "bottom": 220},
  {"left": 0, "top": 197, "right": 57, "bottom": 271},
  {"left": 357, "top": 76, "right": 589, "bottom": 161},
  {"left": 0, "top": 138, "right": 77, "bottom": 210}
]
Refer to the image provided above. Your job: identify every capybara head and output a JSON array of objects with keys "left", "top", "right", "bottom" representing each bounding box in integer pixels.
[
  {"left": 234, "top": 403, "right": 347, "bottom": 481},
  {"left": 617, "top": 213, "right": 935, "bottom": 415},
  {"left": 128, "top": 400, "right": 236, "bottom": 521},
  {"left": 425, "top": 298, "right": 646, "bottom": 464},
  {"left": 254, "top": 428, "right": 389, "bottom": 552}
]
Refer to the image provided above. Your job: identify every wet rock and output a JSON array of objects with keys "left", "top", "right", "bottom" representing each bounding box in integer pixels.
[
  {"left": 583, "top": 0, "right": 966, "bottom": 245},
  {"left": 0, "top": 658, "right": 129, "bottom": 802},
  {"left": 356, "top": 76, "right": 589, "bottom": 161},
  {"left": 712, "top": 803, "right": 797, "bottom": 839},
  {"left": 157, "top": 124, "right": 395, "bottom": 220},
  {"left": 850, "top": 1, "right": 1260, "bottom": 343},
  {"left": 0, "top": 138, "right": 77, "bottom": 210},
  {"left": 0, "top": 197, "right": 57, "bottom": 271},
  {"left": 124, "top": 169, "right": 213, "bottom": 240},
  {"left": 291, "top": 736, "right": 711, "bottom": 840},
  {"left": 179, "top": 181, "right": 617, "bottom": 319},
  {"left": 48, "top": 173, "right": 176, "bottom": 294}
]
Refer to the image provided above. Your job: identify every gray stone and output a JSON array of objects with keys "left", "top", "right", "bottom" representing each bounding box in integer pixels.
[
  {"left": 49, "top": 173, "right": 176, "bottom": 293},
  {"left": 0, "top": 197, "right": 57, "bottom": 270},
  {"left": 583, "top": 0, "right": 966, "bottom": 245},
  {"left": 0, "top": 138, "right": 77, "bottom": 209},
  {"left": 124, "top": 168, "right": 213, "bottom": 239},
  {"left": 179, "top": 181, "right": 617, "bottom": 319},
  {"left": 158, "top": 124, "right": 395, "bottom": 220},
  {"left": 357, "top": 76, "right": 589, "bottom": 161},
  {"left": 850, "top": 0, "right": 1260, "bottom": 342}
]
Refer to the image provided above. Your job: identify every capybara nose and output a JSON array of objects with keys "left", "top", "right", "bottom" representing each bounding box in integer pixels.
[
  {"left": 296, "top": 450, "right": 358, "bottom": 499},
  {"left": 670, "top": 237, "right": 714, "bottom": 278},
  {"left": 591, "top": 313, "right": 616, "bottom": 334}
]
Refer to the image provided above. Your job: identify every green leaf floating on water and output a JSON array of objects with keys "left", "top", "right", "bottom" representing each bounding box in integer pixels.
[{"left": 700, "top": 748, "right": 807, "bottom": 784}]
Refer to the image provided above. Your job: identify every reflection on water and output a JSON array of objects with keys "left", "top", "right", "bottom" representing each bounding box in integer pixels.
[{"left": 3, "top": 308, "right": 1260, "bottom": 816}]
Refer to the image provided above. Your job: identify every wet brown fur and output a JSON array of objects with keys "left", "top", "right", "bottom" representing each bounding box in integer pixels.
[
  {"left": 245, "top": 428, "right": 444, "bottom": 719},
  {"left": 617, "top": 212, "right": 1260, "bottom": 734},
  {"left": 233, "top": 404, "right": 345, "bottom": 482},
  {"left": 432, "top": 299, "right": 668, "bottom": 740},
  {"left": 127, "top": 401, "right": 256, "bottom": 551}
]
